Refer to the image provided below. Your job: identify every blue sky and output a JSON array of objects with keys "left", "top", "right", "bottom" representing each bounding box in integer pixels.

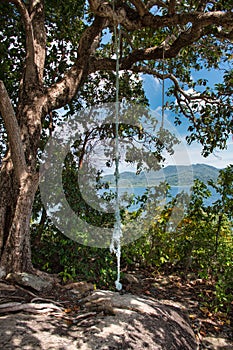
[
  {"left": 100, "top": 26, "right": 232, "bottom": 169},
  {"left": 142, "top": 73, "right": 232, "bottom": 169},
  {"left": 99, "top": 28, "right": 232, "bottom": 169}
]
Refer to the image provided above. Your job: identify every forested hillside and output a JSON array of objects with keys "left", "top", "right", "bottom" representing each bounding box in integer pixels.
[{"left": 103, "top": 163, "right": 220, "bottom": 186}]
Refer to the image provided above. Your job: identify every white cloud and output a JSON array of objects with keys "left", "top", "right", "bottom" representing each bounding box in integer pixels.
[
  {"left": 142, "top": 74, "right": 160, "bottom": 91},
  {"left": 165, "top": 139, "right": 233, "bottom": 169}
]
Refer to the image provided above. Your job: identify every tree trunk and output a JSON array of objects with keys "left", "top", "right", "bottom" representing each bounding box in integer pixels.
[
  {"left": 0, "top": 156, "right": 39, "bottom": 277},
  {"left": 0, "top": 0, "right": 104, "bottom": 277},
  {"left": 0, "top": 81, "right": 43, "bottom": 278}
]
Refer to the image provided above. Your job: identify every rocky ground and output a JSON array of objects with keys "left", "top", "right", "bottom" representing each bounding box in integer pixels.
[
  {"left": 129, "top": 272, "right": 233, "bottom": 349},
  {"left": 0, "top": 271, "right": 232, "bottom": 349}
]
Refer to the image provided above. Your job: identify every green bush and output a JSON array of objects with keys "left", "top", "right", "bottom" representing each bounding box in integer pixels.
[{"left": 31, "top": 168, "right": 233, "bottom": 313}]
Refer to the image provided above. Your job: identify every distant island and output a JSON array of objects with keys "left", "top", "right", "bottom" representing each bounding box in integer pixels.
[{"left": 102, "top": 164, "right": 220, "bottom": 187}]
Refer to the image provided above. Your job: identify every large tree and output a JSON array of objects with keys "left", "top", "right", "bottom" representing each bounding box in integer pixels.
[{"left": 0, "top": 0, "right": 232, "bottom": 276}]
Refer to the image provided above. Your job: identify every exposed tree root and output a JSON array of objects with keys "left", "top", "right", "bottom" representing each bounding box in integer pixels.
[{"left": 0, "top": 302, "right": 63, "bottom": 314}]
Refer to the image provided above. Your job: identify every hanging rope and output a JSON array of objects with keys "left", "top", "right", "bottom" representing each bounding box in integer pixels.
[
  {"left": 161, "top": 44, "right": 165, "bottom": 130},
  {"left": 109, "top": 13, "right": 122, "bottom": 291}
]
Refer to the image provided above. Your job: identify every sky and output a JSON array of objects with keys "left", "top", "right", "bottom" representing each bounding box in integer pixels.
[
  {"left": 54, "top": 57, "right": 232, "bottom": 172},
  {"left": 55, "top": 70, "right": 232, "bottom": 175},
  {"left": 52, "top": 26, "right": 233, "bottom": 171},
  {"left": 142, "top": 74, "right": 233, "bottom": 169}
]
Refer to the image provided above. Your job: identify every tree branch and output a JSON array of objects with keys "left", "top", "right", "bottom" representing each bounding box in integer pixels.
[
  {"left": 131, "top": 65, "right": 220, "bottom": 104},
  {"left": 45, "top": 2, "right": 232, "bottom": 113},
  {"left": 197, "top": 0, "right": 209, "bottom": 12},
  {"left": 89, "top": 26, "right": 202, "bottom": 72},
  {"left": 168, "top": 0, "right": 176, "bottom": 14},
  {"left": 7, "top": 0, "right": 31, "bottom": 28},
  {"left": 29, "top": 0, "right": 46, "bottom": 83},
  {"left": 90, "top": 6, "right": 232, "bottom": 72},
  {"left": 147, "top": 0, "right": 168, "bottom": 10},
  {"left": 46, "top": 16, "right": 106, "bottom": 110},
  {"left": 89, "top": 1, "right": 233, "bottom": 32},
  {"left": 7, "top": 0, "right": 46, "bottom": 86},
  {"left": 7, "top": 0, "right": 37, "bottom": 82},
  {"left": 130, "top": 0, "right": 149, "bottom": 16},
  {"left": 0, "top": 81, "right": 27, "bottom": 181}
]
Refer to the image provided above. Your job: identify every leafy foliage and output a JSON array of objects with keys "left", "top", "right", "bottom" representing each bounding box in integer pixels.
[
  {"left": 32, "top": 167, "right": 233, "bottom": 313},
  {"left": 0, "top": 0, "right": 232, "bottom": 314}
]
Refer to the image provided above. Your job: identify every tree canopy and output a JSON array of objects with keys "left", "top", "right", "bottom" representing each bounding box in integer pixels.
[
  {"left": 0, "top": 0, "right": 232, "bottom": 278},
  {"left": 0, "top": 0, "right": 232, "bottom": 155},
  {"left": 0, "top": 1, "right": 232, "bottom": 321}
]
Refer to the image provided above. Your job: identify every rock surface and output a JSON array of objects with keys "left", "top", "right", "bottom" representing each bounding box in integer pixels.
[
  {"left": 0, "top": 289, "right": 197, "bottom": 349},
  {"left": 6, "top": 273, "right": 51, "bottom": 292},
  {"left": 64, "top": 281, "right": 94, "bottom": 294},
  {"left": 78, "top": 290, "right": 197, "bottom": 349},
  {"left": 122, "top": 273, "right": 140, "bottom": 285}
]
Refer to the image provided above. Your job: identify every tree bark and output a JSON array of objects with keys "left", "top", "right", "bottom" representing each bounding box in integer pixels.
[
  {"left": 0, "top": 81, "right": 43, "bottom": 277},
  {"left": 0, "top": 0, "right": 46, "bottom": 277},
  {"left": 0, "top": 80, "right": 47, "bottom": 277},
  {"left": 0, "top": 167, "right": 38, "bottom": 277},
  {"left": 0, "top": 1, "right": 104, "bottom": 277}
]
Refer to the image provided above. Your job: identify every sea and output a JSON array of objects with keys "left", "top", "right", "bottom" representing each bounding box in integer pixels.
[{"left": 98, "top": 185, "right": 220, "bottom": 212}]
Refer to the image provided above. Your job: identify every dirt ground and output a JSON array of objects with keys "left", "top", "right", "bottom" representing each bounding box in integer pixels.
[{"left": 0, "top": 272, "right": 232, "bottom": 349}]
